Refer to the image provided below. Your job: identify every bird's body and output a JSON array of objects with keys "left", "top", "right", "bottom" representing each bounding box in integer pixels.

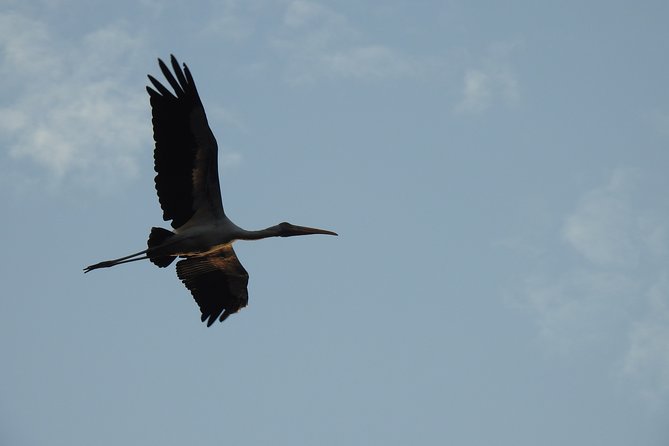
[{"left": 85, "top": 55, "right": 336, "bottom": 326}]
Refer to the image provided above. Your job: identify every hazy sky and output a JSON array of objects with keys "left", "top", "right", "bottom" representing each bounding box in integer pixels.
[{"left": 1, "top": 1, "right": 668, "bottom": 445}]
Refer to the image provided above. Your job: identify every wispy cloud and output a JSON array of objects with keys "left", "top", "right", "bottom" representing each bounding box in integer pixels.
[
  {"left": 523, "top": 270, "right": 638, "bottom": 352},
  {"left": 456, "top": 70, "right": 493, "bottom": 114},
  {"left": 0, "top": 11, "right": 148, "bottom": 191},
  {"left": 320, "top": 45, "right": 416, "bottom": 80},
  {"left": 283, "top": 0, "right": 342, "bottom": 29},
  {"left": 514, "top": 168, "right": 669, "bottom": 399},
  {"left": 271, "top": 0, "right": 417, "bottom": 83},
  {"left": 199, "top": 0, "right": 256, "bottom": 42},
  {"left": 455, "top": 42, "right": 520, "bottom": 114},
  {"left": 563, "top": 169, "right": 666, "bottom": 267},
  {"left": 622, "top": 275, "right": 669, "bottom": 401}
]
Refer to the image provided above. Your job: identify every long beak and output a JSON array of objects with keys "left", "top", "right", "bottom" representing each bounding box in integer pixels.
[{"left": 287, "top": 224, "right": 338, "bottom": 237}]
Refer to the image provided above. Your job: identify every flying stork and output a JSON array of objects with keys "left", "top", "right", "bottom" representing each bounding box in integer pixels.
[{"left": 84, "top": 55, "right": 337, "bottom": 326}]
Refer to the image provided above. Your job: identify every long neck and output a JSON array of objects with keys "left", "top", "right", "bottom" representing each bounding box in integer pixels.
[{"left": 236, "top": 225, "right": 282, "bottom": 241}]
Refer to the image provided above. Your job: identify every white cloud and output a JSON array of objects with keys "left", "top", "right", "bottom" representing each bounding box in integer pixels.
[
  {"left": 562, "top": 169, "right": 665, "bottom": 267},
  {"left": 0, "top": 11, "right": 149, "bottom": 191},
  {"left": 523, "top": 271, "right": 638, "bottom": 352},
  {"left": 199, "top": 0, "right": 255, "bottom": 42},
  {"left": 515, "top": 168, "right": 669, "bottom": 399},
  {"left": 283, "top": 0, "right": 339, "bottom": 28},
  {"left": 321, "top": 45, "right": 416, "bottom": 80},
  {"left": 456, "top": 70, "right": 492, "bottom": 113},
  {"left": 622, "top": 276, "right": 669, "bottom": 401},
  {"left": 271, "top": 0, "right": 416, "bottom": 83},
  {"left": 455, "top": 42, "right": 520, "bottom": 114}
]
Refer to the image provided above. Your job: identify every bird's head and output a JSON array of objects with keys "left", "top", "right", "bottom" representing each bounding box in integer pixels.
[{"left": 276, "top": 222, "right": 338, "bottom": 237}]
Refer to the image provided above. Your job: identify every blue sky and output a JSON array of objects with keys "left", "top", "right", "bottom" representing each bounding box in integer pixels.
[{"left": 1, "top": 1, "right": 668, "bottom": 444}]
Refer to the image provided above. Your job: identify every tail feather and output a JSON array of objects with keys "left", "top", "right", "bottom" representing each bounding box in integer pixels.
[{"left": 147, "top": 227, "right": 176, "bottom": 268}]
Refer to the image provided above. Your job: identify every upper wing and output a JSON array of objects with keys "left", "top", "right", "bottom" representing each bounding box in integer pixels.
[
  {"left": 175, "top": 246, "right": 249, "bottom": 327},
  {"left": 146, "top": 55, "right": 225, "bottom": 229}
]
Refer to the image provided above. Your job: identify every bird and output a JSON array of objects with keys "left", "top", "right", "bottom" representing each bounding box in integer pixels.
[{"left": 84, "top": 55, "right": 337, "bottom": 326}]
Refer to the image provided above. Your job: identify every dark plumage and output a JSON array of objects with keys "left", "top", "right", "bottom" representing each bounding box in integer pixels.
[
  {"left": 147, "top": 56, "right": 224, "bottom": 228},
  {"left": 84, "top": 55, "right": 337, "bottom": 326}
]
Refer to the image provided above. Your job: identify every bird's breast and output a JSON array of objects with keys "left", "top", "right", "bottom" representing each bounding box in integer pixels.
[{"left": 168, "top": 223, "right": 240, "bottom": 257}]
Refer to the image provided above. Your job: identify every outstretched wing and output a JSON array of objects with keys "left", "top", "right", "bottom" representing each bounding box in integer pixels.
[
  {"left": 146, "top": 55, "right": 225, "bottom": 229},
  {"left": 175, "top": 246, "right": 249, "bottom": 326}
]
